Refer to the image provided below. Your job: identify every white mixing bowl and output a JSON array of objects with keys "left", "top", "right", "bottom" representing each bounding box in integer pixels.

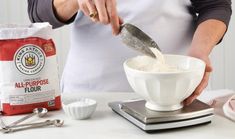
[{"left": 124, "top": 55, "right": 205, "bottom": 111}]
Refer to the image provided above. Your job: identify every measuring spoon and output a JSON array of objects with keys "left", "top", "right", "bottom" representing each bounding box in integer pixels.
[
  {"left": 0, "top": 112, "right": 7, "bottom": 129},
  {"left": 1, "top": 119, "right": 64, "bottom": 133},
  {"left": 7, "top": 108, "right": 48, "bottom": 127},
  {"left": 120, "top": 23, "right": 161, "bottom": 58}
]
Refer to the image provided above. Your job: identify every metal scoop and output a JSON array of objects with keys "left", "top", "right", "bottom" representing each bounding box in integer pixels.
[
  {"left": 7, "top": 108, "right": 48, "bottom": 127},
  {"left": 120, "top": 23, "right": 161, "bottom": 58}
]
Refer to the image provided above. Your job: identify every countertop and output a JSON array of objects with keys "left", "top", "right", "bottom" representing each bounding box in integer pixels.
[{"left": 1, "top": 91, "right": 235, "bottom": 139}]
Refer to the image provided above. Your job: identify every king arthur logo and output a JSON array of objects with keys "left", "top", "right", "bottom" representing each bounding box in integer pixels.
[
  {"left": 25, "top": 54, "right": 36, "bottom": 67},
  {"left": 14, "top": 44, "right": 46, "bottom": 75}
]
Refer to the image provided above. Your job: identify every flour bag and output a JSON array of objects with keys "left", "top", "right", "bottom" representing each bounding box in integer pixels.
[{"left": 0, "top": 23, "right": 61, "bottom": 115}]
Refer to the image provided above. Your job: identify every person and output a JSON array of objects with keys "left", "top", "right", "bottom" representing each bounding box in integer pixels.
[{"left": 27, "top": 0, "right": 232, "bottom": 105}]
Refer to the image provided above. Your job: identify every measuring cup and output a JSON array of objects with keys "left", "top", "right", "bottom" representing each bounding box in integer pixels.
[{"left": 120, "top": 23, "right": 161, "bottom": 58}]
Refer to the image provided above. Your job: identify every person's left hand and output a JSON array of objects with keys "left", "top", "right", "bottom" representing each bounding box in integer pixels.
[{"left": 184, "top": 48, "right": 213, "bottom": 105}]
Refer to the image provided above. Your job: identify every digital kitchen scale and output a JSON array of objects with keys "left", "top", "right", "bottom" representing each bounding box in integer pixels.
[{"left": 108, "top": 99, "right": 214, "bottom": 132}]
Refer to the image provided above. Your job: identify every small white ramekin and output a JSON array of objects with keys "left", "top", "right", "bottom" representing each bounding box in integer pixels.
[{"left": 62, "top": 98, "right": 97, "bottom": 120}]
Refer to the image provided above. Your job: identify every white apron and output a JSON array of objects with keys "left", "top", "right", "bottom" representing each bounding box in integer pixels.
[{"left": 61, "top": 0, "right": 195, "bottom": 93}]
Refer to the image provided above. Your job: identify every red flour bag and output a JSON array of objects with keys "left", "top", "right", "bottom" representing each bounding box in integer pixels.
[{"left": 0, "top": 23, "right": 61, "bottom": 115}]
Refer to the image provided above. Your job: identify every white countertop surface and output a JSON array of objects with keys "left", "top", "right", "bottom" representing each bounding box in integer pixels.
[{"left": 1, "top": 91, "right": 235, "bottom": 139}]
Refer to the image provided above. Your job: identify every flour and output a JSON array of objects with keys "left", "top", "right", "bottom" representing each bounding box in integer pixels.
[
  {"left": 66, "top": 99, "right": 95, "bottom": 107},
  {"left": 134, "top": 47, "right": 183, "bottom": 72},
  {"left": 150, "top": 47, "right": 166, "bottom": 64},
  {"left": 67, "top": 101, "right": 88, "bottom": 107},
  {"left": 0, "top": 23, "right": 61, "bottom": 115}
]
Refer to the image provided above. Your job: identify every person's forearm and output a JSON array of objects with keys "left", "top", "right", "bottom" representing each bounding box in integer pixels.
[
  {"left": 185, "top": 19, "right": 227, "bottom": 105},
  {"left": 53, "top": 0, "right": 79, "bottom": 22},
  {"left": 189, "top": 19, "right": 227, "bottom": 56}
]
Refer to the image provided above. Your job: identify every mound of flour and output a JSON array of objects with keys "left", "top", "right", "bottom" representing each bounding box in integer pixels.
[{"left": 134, "top": 48, "right": 182, "bottom": 72}]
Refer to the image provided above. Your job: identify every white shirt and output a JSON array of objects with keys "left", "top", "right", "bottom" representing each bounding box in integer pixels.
[{"left": 61, "top": 0, "right": 195, "bottom": 93}]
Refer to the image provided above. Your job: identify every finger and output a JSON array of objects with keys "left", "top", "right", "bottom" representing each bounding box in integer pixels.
[
  {"left": 79, "top": 2, "right": 90, "bottom": 16},
  {"left": 206, "top": 63, "right": 213, "bottom": 72},
  {"left": 204, "top": 58, "right": 213, "bottom": 72},
  {"left": 185, "top": 72, "right": 210, "bottom": 105},
  {"left": 117, "top": 17, "right": 124, "bottom": 34},
  {"left": 196, "top": 72, "right": 210, "bottom": 93},
  {"left": 106, "top": 0, "right": 119, "bottom": 35},
  {"left": 94, "top": 0, "right": 109, "bottom": 24},
  {"left": 119, "top": 17, "right": 124, "bottom": 25},
  {"left": 184, "top": 72, "right": 210, "bottom": 105},
  {"left": 188, "top": 72, "right": 210, "bottom": 102},
  {"left": 86, "top": 0, "right": 98, "bottom": 22}
]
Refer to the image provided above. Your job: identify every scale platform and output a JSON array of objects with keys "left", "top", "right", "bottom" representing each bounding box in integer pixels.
[{"left": 108, "top": 99, "right": 214, "bottom": 132}]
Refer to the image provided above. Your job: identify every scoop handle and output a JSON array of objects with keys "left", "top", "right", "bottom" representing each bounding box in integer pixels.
[{"left": 7, "top": 113, "right": 36, "bottom": 127}]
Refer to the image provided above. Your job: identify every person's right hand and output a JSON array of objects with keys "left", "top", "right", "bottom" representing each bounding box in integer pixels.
[{"left": 77, "top": 0, "right": 122, "bottom": 35}]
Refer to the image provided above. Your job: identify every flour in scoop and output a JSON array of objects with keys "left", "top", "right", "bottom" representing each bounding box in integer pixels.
[{"left": 135, "top": 48, "right": 182, "bottom": 72}]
